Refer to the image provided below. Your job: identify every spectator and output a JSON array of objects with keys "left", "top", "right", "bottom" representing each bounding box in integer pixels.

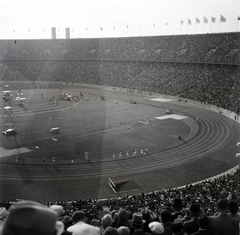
[
  {"left": 183, "top": 202, "right": 202, "bottom": 235},
  {"left": 159, "top": 209, "right": 172, "bottom": 235},
  {"left": 101, "top": 214, "right": 113, "bottom": 231},
  {"left": 102, "top": 227, "right": 118, "bottom": 235},
  {"left": 67, "top": 210, "right": 101, "bottom": 235},
  {"left": 175, "top": 209, "right": 191, "bottom": 224},
  {"left": 118, "top": 209, "right": 131, "bottom": 228},
  {"left": 208, "top": 199, "right": 239, "bottom": 235},
  {"left": 2, "top": 200, "right": 64, "bottom": 235},
  {"left": 171, "top": 221, "right": 186, "bottom": 235},
  {"left": 92, "top": 219, "right": 101, "bottom": 228},
  {"left": 50, "top": 204, "right": 72, "bottom": 232},
  {"left": 190, "top": 216, "right": 211, "bottom": 235},
  {"left": 141, "top": 208, "right": 157, "bottom": 233},
  {"left": 118, "top": 226, "right": 130, "bottom": 235},
  {"left": 171, "top": 199, "right": 184, "bottom": 222},
  {"left": 148, "top": 221, "right": 164, "bottom": 235},
  {"left": 111, "top": 210, "right": 119, "bottom": 228},
  {"left": 131, "top": 212, "right": 150, "bottom": 235},
  {"left": 228, "top": 200, "right": 240, "bottom": 221}
]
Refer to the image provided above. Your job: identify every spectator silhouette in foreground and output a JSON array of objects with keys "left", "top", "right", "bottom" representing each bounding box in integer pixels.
[
  {"left": 228, "top": 200, "right": 240, "bottom": 222},
  {"left": 117, "top": 209, "right": 131, "bottom": 229},
  {"left": 171, "top": 199, "right": 184, "bottom": 222},
  {"left": 118, "top": 226, "right": 130, "bottom": 235},
  {"left": 67, "top": 210, "right": 101, "bottom": 235},
  {"left": 171, "top": 221, "right": 186, "bottom": 235},
  {"left": 159, "top": 209, "right": 172, "bottom": 235},
  {"left": 101, "top": 214, "right": 113, "bottom": 233},
  {"left": 208, "top": 199, "right": 239, "bottom": 235},
  {"left": 183, "top": 202, "right": 202, "bottom": 235},
  {"left": 102, "top": 226, "right": 118, "bottom": 235},
  {"left": 50, "top": 204, "right": 72, "bottom": 234},
  {"left": 131, "top": 212, "right": 150, "bottom": 235},
  {"left": 141, "top": 208, "right": 157, "bottom": 233},
  {"left": 2, "top": 200, "right": 64, "bottom": 235},
  {"left": 190, "top": 216, "right": 211, "bottom": 235}
]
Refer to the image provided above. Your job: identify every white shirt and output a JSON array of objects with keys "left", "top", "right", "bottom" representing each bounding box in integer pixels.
[{"left": 67, "top": 221, "right": 101, "bottom": 235}]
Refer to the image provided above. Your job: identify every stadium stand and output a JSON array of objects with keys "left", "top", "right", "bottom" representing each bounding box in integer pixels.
[{"left": 0, "top": 32, "right": 240, "bottom": 234}]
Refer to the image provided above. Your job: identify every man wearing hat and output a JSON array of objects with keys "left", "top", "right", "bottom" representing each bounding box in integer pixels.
[
  {"left": 131, "top": 212, "right": 150, "bottom": 235},
  {"left": 67, "top": 210, "right": 101, "bottom": 235},
  {"left": 170, "top": 198, "right": 184, "bottom": 222},
  {"left": 1, "top": 200, "right": 64, "bottom": 235},
  {"left": 183, "top": 202, "right": 202, "bottom": 235}
]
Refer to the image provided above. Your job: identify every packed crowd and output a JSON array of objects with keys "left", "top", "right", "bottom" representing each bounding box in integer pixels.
[
  {"left": 0, "top": 32, "right": 239, "bottom": 63},
  {"left": 0, "top": 197, "right": 239, "bottom": 235},
  {"left": 2, "top": 61, "right": 239, "bottom": 114},
  {"left": 0, "top": 169, "right": 239, "bottom": 234}
]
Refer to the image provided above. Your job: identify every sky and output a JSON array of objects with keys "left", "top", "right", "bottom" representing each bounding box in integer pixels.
[{"left": 0, "top": 0, "right": 239, "bottom": 39}]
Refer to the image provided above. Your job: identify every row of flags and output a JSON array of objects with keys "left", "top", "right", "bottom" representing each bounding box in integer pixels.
[
  {"left": 13, "top": 14, "right": 239, "bottom": 33},
  {"left": 98, "top": 15, "right": 236, "bottom": 30},
  {"left": 181, "top": 15, "right": 231, "bottom": 25}
]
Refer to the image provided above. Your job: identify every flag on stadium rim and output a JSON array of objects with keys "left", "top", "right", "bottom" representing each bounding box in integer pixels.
[
  {"left": 188, "top": 19, "right": 191, "bottom": 25},
  {"left": 181, "top": 20, "right": 184, "bottom": 25},
  {"left": 220, "top": 15, "right": 226, "bottom": 22},
  {"left": 211, "top": 17, "right": 216, "bottom": 23},
  {"left": 100, "top": 27, "right": 103, "bottom": 30},
  {"left": 203, "top": 16, "right": 208, "bottom": 23},
  {"left": 196, "top": 17, "right": 200, "bottom": 23}
]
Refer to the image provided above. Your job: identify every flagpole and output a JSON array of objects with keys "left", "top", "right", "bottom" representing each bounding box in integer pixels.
[
  {"left": 180, "top": 20, "right": 182, "bottom": 35},
  {"left": 237, "top": 18, "right": 239, "bottom": 32}
]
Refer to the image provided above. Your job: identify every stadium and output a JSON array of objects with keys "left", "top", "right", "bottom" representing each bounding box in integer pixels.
[{"left": 0, "top": 1, "right": 240, "bottom": 234}]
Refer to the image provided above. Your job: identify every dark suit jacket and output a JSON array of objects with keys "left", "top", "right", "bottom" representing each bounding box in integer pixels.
[
  {"left": 183, "top": 217, "right": 199, "bottom": 235},
  {"left": 191, "top": 229, "right": 211, "bottom": 235},
  {"left": 208, "top": 213, "right": 239, "bottom": 235}
]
